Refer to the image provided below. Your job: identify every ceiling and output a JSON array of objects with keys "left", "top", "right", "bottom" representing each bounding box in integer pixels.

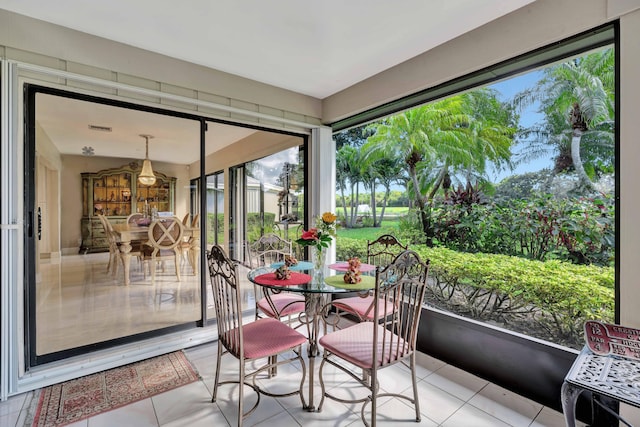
[
  {"left": 4, "top": 0, "right": 536, "bottom": 164},
  {"left": 35, "top": 93, "right": 260, "bottom": 164},
  {"left": 0, "top": 0, "right": 535, "bottom": 99}
]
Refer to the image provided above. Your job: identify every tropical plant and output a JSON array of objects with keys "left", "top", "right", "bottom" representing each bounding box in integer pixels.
[
  {"left": 364, "top": 90, "right": 516, "bottom": 244},
  {"left": 429, "top": 193, "right": 615, "bottom": 266},
  {"left": 336, "top": 145, "right": 364, "bottom": 227},
  {"left": 514, "top": 48, "right": 615, "bottom": 191}
]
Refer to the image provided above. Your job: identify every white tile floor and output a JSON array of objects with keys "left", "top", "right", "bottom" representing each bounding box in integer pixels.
[
  {"left": 2, "top": 342, "right": 584, "bottom": 427},
  {"left": 9, "top": 252, "right": 586, "bottom": 426}
]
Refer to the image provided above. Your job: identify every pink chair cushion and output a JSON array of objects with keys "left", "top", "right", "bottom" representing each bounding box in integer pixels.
[
  {"left": 319, "top": 322, "right": 408, "bottom": 369},
  {"left": 223, "top": 318, "right": 307, "bottom": 360},
  {"left": 257, "top": 294, "right": 305, "bottom": 318},
  {"left": 332, "top": 296, "right": 395, "bottom": 320}
]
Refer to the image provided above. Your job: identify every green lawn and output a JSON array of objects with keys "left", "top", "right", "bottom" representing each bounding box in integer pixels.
[
  {"left": 381, "top": 207, "right": 409, "bottom": 215},
  {"left": 337, "top": 218, "right": 401, "bottom": 240}
]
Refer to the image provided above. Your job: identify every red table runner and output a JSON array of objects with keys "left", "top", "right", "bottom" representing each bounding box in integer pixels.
[{"left": 253, "top": 272, "right": 312, "bottom": 286}]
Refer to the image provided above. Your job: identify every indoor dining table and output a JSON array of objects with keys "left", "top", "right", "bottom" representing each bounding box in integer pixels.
[
  {"left": 112, "top": 222, "right": 199, "bottom": 285},
  {"left": 248, "top": 264, "right": 376, "bottom": 411}
]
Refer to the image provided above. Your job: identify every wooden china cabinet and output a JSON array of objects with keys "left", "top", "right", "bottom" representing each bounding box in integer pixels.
[{"left": 80, "top": 162, "right": 176, "bottom": 253}]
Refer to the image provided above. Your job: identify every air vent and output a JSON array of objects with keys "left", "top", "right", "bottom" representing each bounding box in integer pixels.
[{"left": 88, "top": 124, "right": 112, "bottom": 132}]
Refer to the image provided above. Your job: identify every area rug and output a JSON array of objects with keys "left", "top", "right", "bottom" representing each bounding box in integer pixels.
[{"left": 31, "top": 351, "right": 200, "bottom": 427}]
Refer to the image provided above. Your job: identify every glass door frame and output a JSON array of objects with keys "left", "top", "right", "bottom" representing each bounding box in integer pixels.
[{"left": 24, "top": 84, "right": 208, "bottom": 366}]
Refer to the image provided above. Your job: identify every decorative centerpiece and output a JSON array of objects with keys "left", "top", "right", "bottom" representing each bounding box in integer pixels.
[
  {"left": 343, "top": 256, "right": 362, "bottom": 284},
  {"left": 136, "top": 217, "right": 151, "bottom": 226},
  {"left": 284, "top": 254, "right": 298, "bottom": 267},
  {"left": 274, "top": 265, "right": 291, "bottom": 280},
  {"left": 296, "top": 211, "right": 337, "bottom": 282}
]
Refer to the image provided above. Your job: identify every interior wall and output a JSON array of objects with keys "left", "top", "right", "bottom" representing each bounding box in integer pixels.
[{"left": 35, "top": 122, "right": 62, "bottom": 258}]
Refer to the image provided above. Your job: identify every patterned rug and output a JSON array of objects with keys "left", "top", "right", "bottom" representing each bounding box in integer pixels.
[{"left": 31, "top": 351, "right": 200, "bottom": 426}]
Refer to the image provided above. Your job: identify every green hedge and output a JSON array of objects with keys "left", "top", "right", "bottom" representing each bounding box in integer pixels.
[
  {"left": 335, "top": 239, "right": 614, "bottom": 343},
  {"left": 335, "top": 237, "right": 367, "bottom": 260}
]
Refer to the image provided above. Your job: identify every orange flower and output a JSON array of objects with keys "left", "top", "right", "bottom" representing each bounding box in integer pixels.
[{"left": 321, "top": 212, "right": 337, "bottom": 224}]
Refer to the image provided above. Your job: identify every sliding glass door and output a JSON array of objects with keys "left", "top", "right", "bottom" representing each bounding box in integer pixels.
[
  {"left": 25, "top": 85, "right": 204, "bottom": 365},
  {"left": 25, "top": 85, "right": 309, "bottom": 366}
]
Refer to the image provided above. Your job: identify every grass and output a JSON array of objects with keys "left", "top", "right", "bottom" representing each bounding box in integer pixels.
[
  {"left": 380, "top": 207, "right": 409, "bottom": 215},
  {"left": 337, "top": 218, "right": 401, "bottom": 240}
]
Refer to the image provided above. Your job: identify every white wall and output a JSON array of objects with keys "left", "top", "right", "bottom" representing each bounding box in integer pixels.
[
  {"left": 323, "top": 0, "right": 615, "bottom": 122},
  {"left": 0, "top": 10, "right": 322, "bottom": 121}
]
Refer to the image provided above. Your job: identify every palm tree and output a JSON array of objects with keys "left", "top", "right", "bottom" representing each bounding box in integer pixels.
[
  {"left": 336, "top": 145, "right": 365, "bottom": 228},
  {"left": 360, "top": 156, "right": 403, "bottom": 227},
  {"left": 514, "top": 48, "right": 614, "bottom": 191},
  {"left": 364, "top": 91, "right": 515, "bottom": 243}
]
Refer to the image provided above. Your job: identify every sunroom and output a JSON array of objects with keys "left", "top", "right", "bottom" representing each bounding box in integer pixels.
[{"left": 1, "top": 1, "right": 639, "bottom": 425}]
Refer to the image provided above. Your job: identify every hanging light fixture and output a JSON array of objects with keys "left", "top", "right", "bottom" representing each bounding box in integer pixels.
[{"left": 138, "top": 134, "right": 156, "bottom": 186}]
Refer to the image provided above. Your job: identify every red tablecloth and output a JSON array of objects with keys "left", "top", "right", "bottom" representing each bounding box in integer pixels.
[
  {"left": 253, "top": 272, "right": 312, "bottom": 286},
  {"left": 328, "top": 262, "right": 376, "bottom": 272}
]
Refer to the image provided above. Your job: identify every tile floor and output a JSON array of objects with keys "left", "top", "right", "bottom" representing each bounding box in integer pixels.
[
  {"left": 2, "top": 341, "right": 585, "bottom": 427},
  {"left": 8, "top": 251, "right": 588, "bottom": 426}
]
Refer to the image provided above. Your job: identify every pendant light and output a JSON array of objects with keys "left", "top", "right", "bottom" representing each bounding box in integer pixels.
[{"left": 138, "top": 134, "right": 156, "bottom": 186}]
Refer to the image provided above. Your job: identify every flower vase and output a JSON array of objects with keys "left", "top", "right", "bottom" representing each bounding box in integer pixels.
[{"left": 313, "top": 247, "right": 326, "bottom": 283}]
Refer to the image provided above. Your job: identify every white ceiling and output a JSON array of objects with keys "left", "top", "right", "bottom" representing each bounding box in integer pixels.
[
  {"left": 0, "top": 0, "right": 535, "bottom": 99},
  {"left": 36, "top": 93, "right": 260, "bottom": 164},
  {"left": 3, "top": 0, "right": 536, "bottom": 164}
]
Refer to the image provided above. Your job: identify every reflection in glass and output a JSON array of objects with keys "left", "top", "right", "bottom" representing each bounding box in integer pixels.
[{"left": 32, "top": 91, "right": 202, "bottom": 362}]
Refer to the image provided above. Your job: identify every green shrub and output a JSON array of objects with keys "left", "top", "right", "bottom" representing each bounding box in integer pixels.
[
  {"left": 335, "top": 237, "right": 366, "bottom": 260},
  {"left": 413, "top": 246, "right": 614, "bottom": 343},
  {"left": 246, "top": 212, "right": 277, "bottom": 242},
  {"left": 428, "top": 194, "right": 615, "bottom": 266}
]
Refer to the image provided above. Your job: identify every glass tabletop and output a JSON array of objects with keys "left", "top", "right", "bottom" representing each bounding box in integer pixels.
[
  {"left": 248, "top": 267, "right": 375, "bottom": 294},
  {"left": 270, "top": 260, "right": 314, "bottom": 271}
]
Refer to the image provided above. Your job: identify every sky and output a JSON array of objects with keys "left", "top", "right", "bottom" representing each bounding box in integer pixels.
[
  {"left": 384, "top": 69, "right": 551, "bottom": 191},
  {"left": 340, "top": 67, "right": 555, "bottom": 195},
  {"left": 487, "top": 69, "right": 552, "bottom": 183}
]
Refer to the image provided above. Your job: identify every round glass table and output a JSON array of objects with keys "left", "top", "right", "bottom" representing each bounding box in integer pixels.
[{"left": 248, "top": 266, "right": 375, "bottom": 411}]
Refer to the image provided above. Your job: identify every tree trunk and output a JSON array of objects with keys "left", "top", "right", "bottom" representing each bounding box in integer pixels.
[
  {"left": 409, "top": 164, "right": 432, "bottom": 245},
  {"left": 370, "top": 180, "right": 378, "bottom": 227},
  {"left": 571, "top": 129, "right": 596, "bottom": 191},
  {"left": 377, "top": 186, "right": 391, "bottom": 227},
  {"left": 428, "top": 165, "right": 448, "bottom": 201},
  {"left": 354, "top": 184, "right": 360, "bottom": 226},
  {"left": 348, "top": 182, "right": 356, "bottom": 227},
  {"left": 339, "top": 187, "right": 348, "bottom": 228}
]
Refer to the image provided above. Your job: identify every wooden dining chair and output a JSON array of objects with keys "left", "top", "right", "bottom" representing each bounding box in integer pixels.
[
  {"left": 127, "top": 212, "right": 144, "bottom": 225},
  {"left": 318, "top": 250, "right": 430, "bottom": 427},
  {"left": 207, "top": 245, "right": 307, "bottom": 426},
  {"left": 180, "top": 213, "right": 200, "bottom": 274},
  {"left": 331, "top": 234, "right": 409, "bottom": 324},
  {"left": 141, "top": 217, "right": 184, "bottom": 283},
  {"left": 181, "top": 212, "right": 191, "bottom": 226},
  {"left": 125, "top": 213, "right": 147, "bottom": 258},
  {"left": 248, "top": 234, "right": 305, "bottom": 325},
  {"left": 97, "top": 214, "right": 120, "bottom": 275}
]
